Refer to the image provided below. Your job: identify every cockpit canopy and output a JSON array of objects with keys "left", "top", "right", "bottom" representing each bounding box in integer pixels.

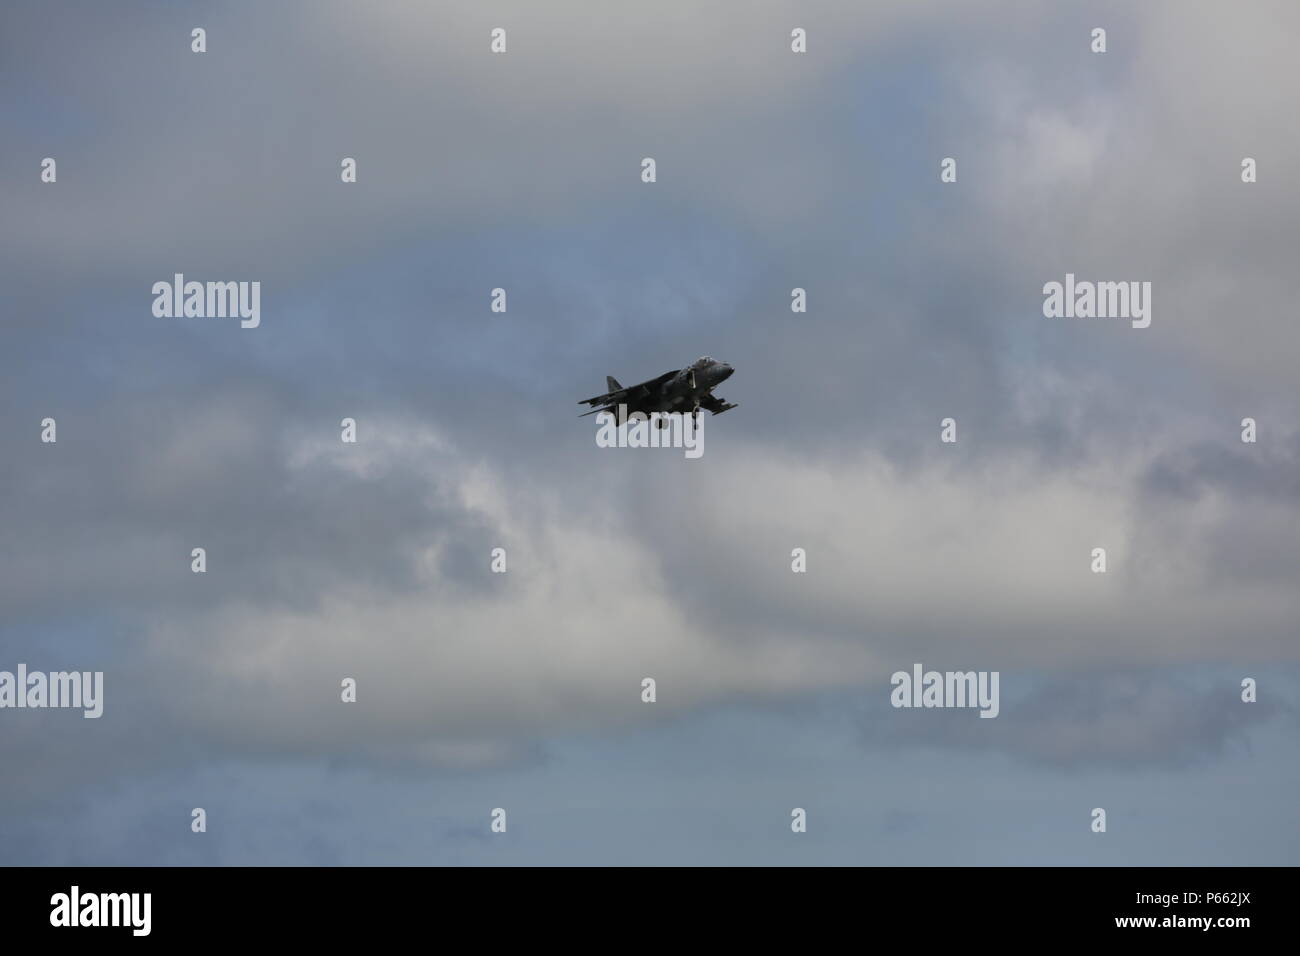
[{"left": 692, "top": 356, "right": 714, "bottom": 368}]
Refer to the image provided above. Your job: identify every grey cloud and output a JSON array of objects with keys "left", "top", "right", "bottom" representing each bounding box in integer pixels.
[{"left": 858, "top": 671, "right": 1293, "bottom": 770}]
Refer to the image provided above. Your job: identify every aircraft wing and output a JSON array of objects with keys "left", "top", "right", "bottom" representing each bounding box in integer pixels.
[
  {"left": 578, "top": 369, "right": 678, "bottom": 408},
  {"left": 698, "top": 393, "right": 737, "bottom": 415}
]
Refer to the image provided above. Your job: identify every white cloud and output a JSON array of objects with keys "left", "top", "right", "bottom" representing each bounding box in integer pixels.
[{"left": 126, "top": 420, "right": 1300, "bottom": 769}]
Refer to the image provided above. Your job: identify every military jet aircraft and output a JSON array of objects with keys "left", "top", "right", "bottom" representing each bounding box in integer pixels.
[{"left": 579, "top": 356, "right": 737, "bottom": 423}]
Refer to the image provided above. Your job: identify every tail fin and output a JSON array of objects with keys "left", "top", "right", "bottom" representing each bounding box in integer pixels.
[{"left": 606, "top": 376, "right": 622, "bottom": 393}]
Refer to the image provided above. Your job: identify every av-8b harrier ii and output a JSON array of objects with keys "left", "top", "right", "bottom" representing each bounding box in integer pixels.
[{"left": 579, "top": 356, "right": 737, "bottom": 423}]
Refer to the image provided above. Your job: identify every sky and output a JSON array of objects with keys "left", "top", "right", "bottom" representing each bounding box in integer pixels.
[{"left": 1, "top": 0, "right": 1297, "bottom": 865}]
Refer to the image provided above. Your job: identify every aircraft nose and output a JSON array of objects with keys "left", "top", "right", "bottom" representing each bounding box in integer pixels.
[{"left": 718, "top": 363, "right": 734, "bottom": 381}]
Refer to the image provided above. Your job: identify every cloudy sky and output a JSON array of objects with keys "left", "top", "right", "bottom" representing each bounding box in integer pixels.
[{"left": 2, "top": 0, "right": 1297, "bottom": 865}]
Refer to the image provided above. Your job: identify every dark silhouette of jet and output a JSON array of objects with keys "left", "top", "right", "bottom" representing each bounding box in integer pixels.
[{"left": 579, "top": 356, "right": 737, "bottom": 423}]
